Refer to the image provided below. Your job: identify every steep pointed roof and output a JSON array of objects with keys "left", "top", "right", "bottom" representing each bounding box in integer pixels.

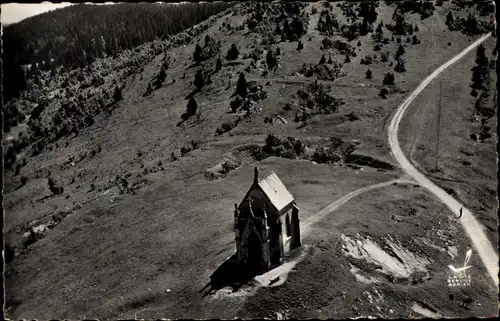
[{"left": 257, "top": 172, "right": 294, "bottom": 213}]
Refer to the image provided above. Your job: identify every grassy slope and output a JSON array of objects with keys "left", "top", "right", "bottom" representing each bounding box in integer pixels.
[{"left": 4, "top": 1, "right": 497, "bottom": 319}]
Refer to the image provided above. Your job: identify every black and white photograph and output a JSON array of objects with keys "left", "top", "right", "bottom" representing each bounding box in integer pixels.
[{"left": 2, "top": 1, "right": 498, "bottom": 319}]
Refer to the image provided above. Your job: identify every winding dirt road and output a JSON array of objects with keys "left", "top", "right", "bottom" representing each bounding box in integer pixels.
[{"left": 387, "top": 33, "right": 498, "bottom": 285}]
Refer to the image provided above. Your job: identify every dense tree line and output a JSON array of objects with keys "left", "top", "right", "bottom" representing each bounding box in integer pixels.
[{"left": 2, "top": 2, "right": 230, "bottom": 102}]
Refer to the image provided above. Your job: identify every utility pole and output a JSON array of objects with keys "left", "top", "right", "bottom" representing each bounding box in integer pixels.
[{"left": 435, "top": 79, "right": 442, "bottom": 171}]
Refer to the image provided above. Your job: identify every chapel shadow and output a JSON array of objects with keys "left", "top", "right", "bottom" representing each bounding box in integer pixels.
[{"left": 199, "top": 253, "right": 259, "bottom": 297}]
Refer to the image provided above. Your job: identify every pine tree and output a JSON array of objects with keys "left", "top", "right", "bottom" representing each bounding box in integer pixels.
[
  {"left": 470, "top": 69, "right": 484, "bottom": 90},
  {"left": 186, "top": 97, "right": 198, "bottom": 115},
  {"left": 227, "top": 44, "right": 239, "bottom": 60},
  {"left": 113, "top": 86, "right": 122, "bottom": 102},
  {"left": 366, "top": 69, "right": 372, "bottom": 79},
  {"left": 194, "top": 69, "right": 205, "bottom": 89},
  {"left": 475, "top": 44, "right": 489, "bottom": 69},
  {"left": 383, "top": 72, "right": 395, "bottom": 85},
  {"left": 236, "top": 72, "right": 247, "bottom": 97},
  {"left": 266, "top": 49, "right": 278, "bottom": 70},
  {"left": 396, "top": 44, "right": 405, "bottom": 58},
  {"left": 319, "top": 54, "right": 326, "bottom": 64}
]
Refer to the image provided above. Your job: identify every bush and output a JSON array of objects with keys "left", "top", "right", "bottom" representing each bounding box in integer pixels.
[
  {"left": 383, "top": 72, "right": 395, "bottom": 85},
  {"left": 394, "top": 59, "right": 406, "bottom": 72},
  {"left": 379, "top": 88, "right": 389, "bottom": 98},
  {"left": 360, "top": 55, "right": 372, "bottom": 65}
]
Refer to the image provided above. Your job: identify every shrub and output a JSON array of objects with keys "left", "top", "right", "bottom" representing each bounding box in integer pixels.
[
  {"left": 394, "top": 59, "right": 406, "bottom": 72},
  {"left": 379, "top": 88, "right": 389, "bottom": 98},
  {"left": 412, "top": 35, "right": 420, "bottom": 44},
  {"left": 383, "top": 72, "right": 395, "bottom": 85},
  {"left": 360, "top": 55, "right": 372, "bottom": 65},
  {"left": 381, "top": 52, "right": 388, "bottom": 62},
  {"left": 344, "top": 54, "right": 351, "bottom": 63},
  {"left": 48, "top": 177, "right": 64, "bottom": 195}
]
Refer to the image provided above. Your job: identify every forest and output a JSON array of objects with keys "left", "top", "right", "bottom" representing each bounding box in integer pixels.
[{"left": 2, "top": 2, "right": 231, "bottom": 103}]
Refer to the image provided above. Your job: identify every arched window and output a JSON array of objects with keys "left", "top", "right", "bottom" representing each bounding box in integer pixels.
[{"left": 285, "top": 213, "right": 291, "bottom": 237}]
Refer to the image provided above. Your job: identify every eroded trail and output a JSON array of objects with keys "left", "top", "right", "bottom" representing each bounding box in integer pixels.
[{"left": 387, "top": 32, "right": 498, "bottom": 285}]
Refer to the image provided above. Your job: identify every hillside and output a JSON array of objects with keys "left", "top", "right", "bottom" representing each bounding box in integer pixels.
[{"left": 3, "top": 1, "right": 497, "bottom": 319}]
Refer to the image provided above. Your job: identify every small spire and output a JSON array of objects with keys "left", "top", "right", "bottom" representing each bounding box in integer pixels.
[{"left": 254, "top": 167, "right": 259, "bottom": 184}]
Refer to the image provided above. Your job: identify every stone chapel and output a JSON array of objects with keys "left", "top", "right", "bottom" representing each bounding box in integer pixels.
[{"left": 233, "top": 167, "right": 301, "bottom": 273}]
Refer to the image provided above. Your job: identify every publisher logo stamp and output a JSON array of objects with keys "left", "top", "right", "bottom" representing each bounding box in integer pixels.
[{"left": 447, "top": 249, "right": 472, "bottom": 287}]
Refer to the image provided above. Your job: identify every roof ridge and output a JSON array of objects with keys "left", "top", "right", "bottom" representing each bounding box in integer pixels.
[{"left": 258, "top": 171, "right": 277, "bottom": 183}]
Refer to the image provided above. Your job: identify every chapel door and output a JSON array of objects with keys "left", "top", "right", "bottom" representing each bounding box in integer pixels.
[{"left": 247, "top": 231, "right": 262, "bottom": 273}]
